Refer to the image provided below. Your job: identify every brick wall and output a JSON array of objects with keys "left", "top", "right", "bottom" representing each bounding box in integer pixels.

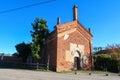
[
  {"left": 47, "top": 21, "right": 92, "bottom": 72},
  {"left": 47, "top": 31, "right": 57, "bottom": 71}
]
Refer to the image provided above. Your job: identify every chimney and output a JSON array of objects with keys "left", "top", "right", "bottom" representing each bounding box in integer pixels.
[
  {"left": 73, "top": 5, "right": 78, "bottom": 21},
  {"left": 57, "top": 17, "right": 60, "bottom": 25}
]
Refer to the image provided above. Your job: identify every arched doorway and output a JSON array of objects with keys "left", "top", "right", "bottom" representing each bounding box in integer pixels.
[
  {"left": 74, "top": 57, "right": 80, "bottom": 70},
  {"left": 73, "top": 50, "right": 82, "bottom": 70}
]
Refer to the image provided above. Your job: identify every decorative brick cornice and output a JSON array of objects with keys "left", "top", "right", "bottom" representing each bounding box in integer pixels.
[{"left": 54, "top": 20, "right": 92, "bottom": 39}]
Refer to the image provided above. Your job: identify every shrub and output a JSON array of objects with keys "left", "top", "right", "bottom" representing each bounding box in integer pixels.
[{"left": 94, "top": 54, "right": 119, "bottom": 73}]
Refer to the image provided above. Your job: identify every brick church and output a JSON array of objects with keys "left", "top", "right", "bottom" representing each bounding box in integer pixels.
[{"left": 47, "top": 5, "right": 93, "bottom": 72}]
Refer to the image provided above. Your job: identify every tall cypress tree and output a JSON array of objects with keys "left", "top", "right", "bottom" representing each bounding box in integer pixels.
[{"left": 30, "top": 18, "right": 49, "bottom": 62}]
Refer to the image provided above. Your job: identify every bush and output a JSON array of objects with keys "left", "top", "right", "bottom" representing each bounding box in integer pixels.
[{"left": 94, "top": 54, "right": 119, "bottom": 73}]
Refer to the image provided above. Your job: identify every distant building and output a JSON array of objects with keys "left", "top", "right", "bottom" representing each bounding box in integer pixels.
[{"left": 47, "top": 5, "right": 93, "bottom": 72}]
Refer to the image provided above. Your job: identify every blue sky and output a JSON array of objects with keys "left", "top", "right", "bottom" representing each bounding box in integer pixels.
[{"left": 0, "top": 0, "right": 120, "bottom": 54}]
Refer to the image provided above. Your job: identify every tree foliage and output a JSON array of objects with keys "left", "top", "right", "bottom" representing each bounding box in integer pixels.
[
  {"left": 30, "top": 18, "right": 49, "bottom": 61},
  {"left": 105, "top": 44, "right": 120, "bottom": 59},
  {"left": 93, "top": 47, "right": 103, "bottom": 54},
  {"left": 94, "top": 44, "right": 120, "bottom": 73},
  {"left": 94, "top": 54, "right": 118, "bottom": 72},
  {"left": 12, "top": 52, "right": 19, "bottom": 57},
  {"left": 15, "top": 42, "right": 31, "bottom": 62}
]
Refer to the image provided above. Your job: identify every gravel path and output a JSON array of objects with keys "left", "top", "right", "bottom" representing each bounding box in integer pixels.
[{"left": 0, "top": 69, "right": 120, "bottom": 80}]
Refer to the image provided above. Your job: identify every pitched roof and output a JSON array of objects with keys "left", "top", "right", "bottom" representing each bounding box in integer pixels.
[{"left": 56, "top": 20, "right": 92, "bottom": 37}]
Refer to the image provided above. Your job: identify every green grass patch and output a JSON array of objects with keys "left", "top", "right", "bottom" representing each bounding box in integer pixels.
[{"left": 58, "top": 70, "right": 108, "bottom": 74}]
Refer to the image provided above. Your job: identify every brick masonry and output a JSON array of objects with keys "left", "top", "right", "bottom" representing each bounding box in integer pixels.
[{"left": 47, "top": 5, "right": 93, "bottom": 72}]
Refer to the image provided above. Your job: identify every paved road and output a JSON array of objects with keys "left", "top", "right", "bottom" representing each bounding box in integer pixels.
[{"left": 0, "top": 69, "right": 120, "bottom": 80}]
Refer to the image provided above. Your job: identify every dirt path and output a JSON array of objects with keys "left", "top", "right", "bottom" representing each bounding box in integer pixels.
[{"left": 0, "top": 69, "right": 119, "bottom": 80}]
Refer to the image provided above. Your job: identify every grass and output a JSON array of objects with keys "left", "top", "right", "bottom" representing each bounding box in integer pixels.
[
  {"left": 36, "top": 68, "right": 52, "bottom": 72},
  {"left": 59, "top": 70, "right": 108, "bottom": 74}
]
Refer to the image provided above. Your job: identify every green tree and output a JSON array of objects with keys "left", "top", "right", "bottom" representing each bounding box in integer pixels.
[
  {"left": 93, "top": 47, "right": 103, "bottom": 53},
  {"left": 30, "top": 18, "right": 49, "bottom": 63},
  {"left": 12, "top": 52, "right": 19, "bottom": 57},
  {"left": 15, "top": 42, "right": 31, "bottom": 62}
]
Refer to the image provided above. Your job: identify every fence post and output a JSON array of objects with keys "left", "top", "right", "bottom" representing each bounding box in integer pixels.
[
  {"left": 118, "top": 66, "right": 120, "bottom": 76},
  {"left": 36, "top": 62, "right": 39, "bottom": 70},
  {"left": 47, "top": 62, "right": 49, "bottom": 70},
  {"left": 105, "top": 65, "right": 108, "bottom": 76}
]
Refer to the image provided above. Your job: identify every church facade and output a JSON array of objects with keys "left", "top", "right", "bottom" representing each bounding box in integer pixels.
[{"left": 47, "top": 5, "right": 93, "bottom": 72}]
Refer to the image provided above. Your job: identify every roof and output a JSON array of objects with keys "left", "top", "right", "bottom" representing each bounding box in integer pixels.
[
  {"left": 56, "top": 20, "right": 92, "bottom": 37},
  {"left": 48, "top": 20, "right": 93, "bottom": 42}
]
